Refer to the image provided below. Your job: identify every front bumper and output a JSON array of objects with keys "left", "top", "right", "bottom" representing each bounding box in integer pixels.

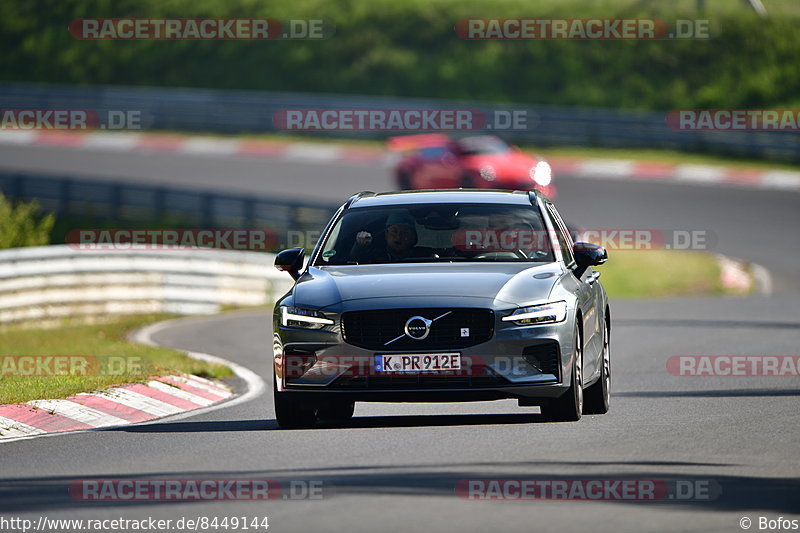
[{"left": 273, "top": 315, "right": 576, "bottom": 403}]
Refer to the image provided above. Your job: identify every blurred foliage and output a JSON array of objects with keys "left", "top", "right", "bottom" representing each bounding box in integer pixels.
[
  {"left": 0, "top": 193, "right": 55, "bottom": 249},
  {"left": 1, "top": 0, "right": 799, "bottom": 109}
]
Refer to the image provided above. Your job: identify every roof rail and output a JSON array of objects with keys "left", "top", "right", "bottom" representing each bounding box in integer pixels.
[{"left": 343, "top": 191, "right": 376, "bottom": 209}]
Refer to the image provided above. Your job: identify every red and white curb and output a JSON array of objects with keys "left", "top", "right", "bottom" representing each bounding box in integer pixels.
[
  {"left": 0, "top": 316, "right": 267, "bottom": 443},
  {"left": 0, "top": 374, "right": 232, "bottom": 440},
  {"left": 717, "top": 254, "right": 773, "bottom": 295},
  {"left": 1, "top": 129, "right": 798, "bottom": 191},
  {"left": 546, "top": 157, "right": 800, "bottom": 191}
]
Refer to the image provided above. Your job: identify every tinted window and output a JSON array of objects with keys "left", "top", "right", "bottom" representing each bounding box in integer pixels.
[
  {"left": 315, "top": 203, "right": 555, "bottom": 265},
  {"left": 456, "top": 136, "right": 511, "bottom": 155}
]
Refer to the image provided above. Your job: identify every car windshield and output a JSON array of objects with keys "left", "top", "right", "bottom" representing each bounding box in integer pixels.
[
  {"left": 314, "top": 203, "right": 555, "bottom": 265},
  {"left": 456, "top": 136, "right": 511, "bottom": 155}
]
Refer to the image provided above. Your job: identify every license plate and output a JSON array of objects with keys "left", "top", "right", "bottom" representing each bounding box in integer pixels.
[{"left": 375, "top": 353, "right": 461, "bottom": 373}]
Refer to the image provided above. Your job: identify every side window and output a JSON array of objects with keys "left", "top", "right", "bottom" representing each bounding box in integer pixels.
[
  {"left": 545, "top": 203, "right": 575, "bottom": 267},
  {"left": 318, "top": 218, "right": 342, "bottom": 263}
]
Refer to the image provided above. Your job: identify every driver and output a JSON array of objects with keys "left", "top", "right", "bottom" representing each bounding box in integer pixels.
[{"left": 352, "top": 213, "right": 431, "bottom": 263}]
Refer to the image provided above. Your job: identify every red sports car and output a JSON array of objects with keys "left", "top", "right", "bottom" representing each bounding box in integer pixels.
[{"left": 389, "top": 134, "right": 556, "bottom": 198}]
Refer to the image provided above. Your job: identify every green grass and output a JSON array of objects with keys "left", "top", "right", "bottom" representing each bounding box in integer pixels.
[
  {"left": 596, "top": 249, "right": 740, "bottom": 298},
  {"left": 0, "top": 314, "right": 232, "bottom": 405},
  {"left": 5, "top": 0, "right": 800, "bottom": 114}
]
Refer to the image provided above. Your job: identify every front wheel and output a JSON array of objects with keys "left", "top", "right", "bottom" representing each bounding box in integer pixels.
[
  {"left": 317, "top": 401, "right": 355, "bottom": 424},
  {"left": 274, "top": 378, "right": 317, "bottom": 429},
  {"left": 584, "top": 320, "right": 610, "bottom": 414},
  {"left": 541, "top": 326, "right": 583, "bottom": 422}
]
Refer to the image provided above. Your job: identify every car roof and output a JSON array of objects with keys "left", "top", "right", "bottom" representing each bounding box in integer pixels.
[{"left": 347, "top": 189, "right": 542, "bottom": 208}]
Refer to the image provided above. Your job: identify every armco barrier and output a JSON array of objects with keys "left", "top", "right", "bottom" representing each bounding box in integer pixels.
[
  {"left": 1, "top": 83, "right": 798, "bottom": 162},
  {"left": 0, "top": 245, "right": 294, "bottom": 324},
  {"left": 0, "top": 172, "right": 339, "bottom": 242}
]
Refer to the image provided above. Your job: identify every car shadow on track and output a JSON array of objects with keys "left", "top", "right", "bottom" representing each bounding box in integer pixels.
[
  {"left": 111, "top": 412, "right": 560, "bottom": 434},
  {"left": 617, "top": 389, "right": 800, "bottom": 398},
  {"left": 3, "top": 467, "right": 799, "bottom": 515}
]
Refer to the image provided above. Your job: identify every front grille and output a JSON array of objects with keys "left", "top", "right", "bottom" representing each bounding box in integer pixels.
[
  {"left": 341, "top": 308, "right": 494, "bottom": 350},
  {"left": 329, "top": 370, "right": 507, "bottom": 390},
  {"left": 522, "top": 341, "right": 561, "bottom": 377}
]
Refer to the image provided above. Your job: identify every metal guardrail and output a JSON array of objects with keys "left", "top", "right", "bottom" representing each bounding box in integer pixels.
[
  {"left": 0, "top": 245, "right": 294, "bottom": 323},
  {"left": 0, "top": 172, "right": 339, "bottom": 244},
  {"left": 1, "top": 82, "right": 798, "bottom": 161}
]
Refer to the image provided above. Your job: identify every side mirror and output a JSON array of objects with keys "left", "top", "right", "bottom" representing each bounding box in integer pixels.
[
  {"left": 275, "top": 247, "right": 305, "bottom": 280},
  {"left": 573, "top": 242, "right": 608, "bottom": 275}
]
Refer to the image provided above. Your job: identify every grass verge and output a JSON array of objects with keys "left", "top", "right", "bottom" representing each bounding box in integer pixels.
[
  {"left": 596, "top": 250, "right": 742, "bottom": 299},
  {"left": 0, "top": 314, "right": 233, "bottom": 405}
]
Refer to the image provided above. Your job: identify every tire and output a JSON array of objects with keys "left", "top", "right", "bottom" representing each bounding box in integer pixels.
[
  {"left": 460, "top": 172, "right": 475, "bottom": 188},
  {"left": 274, "top": 378, "right": 317, "bottom": 429},
  {"left": 584, "top": 319, "right": 611, "bottom": 415},
  {"left": 317, "top": 400, "right": 355, "bottom": 424},
  {"left": 542, "top": 326, "right": 583, "bottom": 422}
]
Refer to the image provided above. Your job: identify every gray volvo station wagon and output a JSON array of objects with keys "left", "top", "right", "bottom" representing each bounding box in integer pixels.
[{"left": 272, "top": 189, "right": 611, "bottom": 428}]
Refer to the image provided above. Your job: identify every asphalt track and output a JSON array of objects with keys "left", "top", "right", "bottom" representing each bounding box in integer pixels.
[{"left": 1, "top": 143, "right": 799, "bottom": 532}]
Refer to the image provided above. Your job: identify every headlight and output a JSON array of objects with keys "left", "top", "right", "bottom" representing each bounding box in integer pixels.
[
  {"left": 479, "top": 166, "right": 496, "bottom": 181},
  {"left": 502, "top": 301, "right": 567, "bottom": 326},
  {"left": 530, "top": 161, "right": 552, "bottom": 187},
  {"left": 281, "top": 306, "right": 334, "bottom": 329}
]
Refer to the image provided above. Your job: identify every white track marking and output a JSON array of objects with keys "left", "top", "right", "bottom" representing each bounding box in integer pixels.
[
  {"left": 673, "top": 164, "right": 726, "bottom": 184},
  {"left": 0, "top": 416, "right": 46, "bottom": 438},
  {"left": 85, "top": 389, "right": 185, "bottom": 417},
  {"left": 283, "top": 143, "right": 342, "bottom": 161},
  {"left": 578, "top": 159, "right": 634, "bottom": 179},
  {"left": 81, "top": 133, "right": 140, "bottom": 151},
  {"left": 0, "top": 130, "right": 37, "bottom": 144},
  {"left": 760, "top": 171, "right": 800, "bottom": 191},
  {"left": 166, "top": 374, "right": 232, "bottom": 398},
  {"left": 181, "top": 137, "right": 239, "bottom": 155},
  {"left": 146, "top": 380, "right": 215, "bottom": 406},
  {"left": 25, "top": 399, "right": 130, "bottom": 428}
]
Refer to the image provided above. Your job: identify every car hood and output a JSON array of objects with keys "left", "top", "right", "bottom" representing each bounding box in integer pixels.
[{"left": 292, "top": 262, "right": 562, "bottom": 310}]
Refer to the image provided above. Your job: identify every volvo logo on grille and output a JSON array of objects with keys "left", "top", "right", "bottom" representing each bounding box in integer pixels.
[
  {"left": 384, "top": 311, "right": 452, "bottom": 346},
  {"left": 404, "top": 316, "right": 432, "bottom": 340}
]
